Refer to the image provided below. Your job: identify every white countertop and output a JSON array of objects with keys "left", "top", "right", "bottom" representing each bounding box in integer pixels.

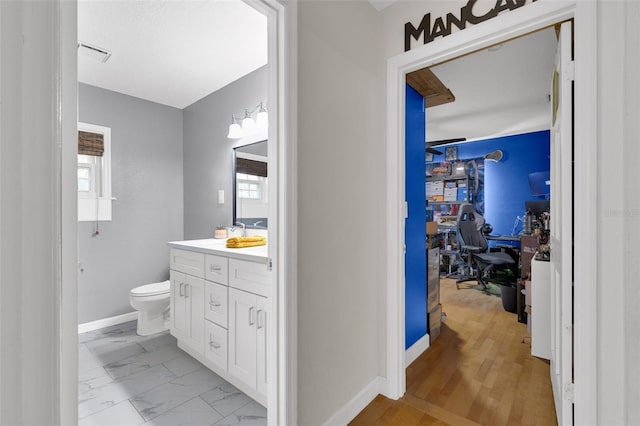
[{"left": 168, "top": 238, "right": 268, "bottom": 263}]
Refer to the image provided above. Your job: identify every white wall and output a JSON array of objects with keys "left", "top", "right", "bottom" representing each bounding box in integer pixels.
[
  {"left": 621, "top": 5, "right": 640, "bottom": 422},
  {"left": 0, "top": 1, "right": 77, "bottom": 424},
  {"left": 598, "top": 2, "right": 640, "bottom": 424},
  {"left": 296, "top": 1, "right": 386, "bottom": 424}
]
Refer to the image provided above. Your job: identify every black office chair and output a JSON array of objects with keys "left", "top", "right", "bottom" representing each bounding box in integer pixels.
[{"left": 454, "top": 203, "right": 518, "bottom": 290}]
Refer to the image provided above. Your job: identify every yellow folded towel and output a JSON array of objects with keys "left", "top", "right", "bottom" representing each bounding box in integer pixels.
[
  {"left": 226, "top": 235, "right": 267, "bottom": 248},
  {"left": 227, "top": 235, "right": 265, "bottom": 244}
]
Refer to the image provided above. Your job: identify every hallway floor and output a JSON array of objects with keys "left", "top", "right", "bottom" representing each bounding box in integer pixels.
[
  {"left": 79, "top": 321, "right": 266, "bottom": 426},
  {"left": 350, "top": 278, "right": 557, "bottom": 426}
]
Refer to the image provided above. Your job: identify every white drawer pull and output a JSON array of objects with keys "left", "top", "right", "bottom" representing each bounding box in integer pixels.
[
  {"left": 209, "top": 341, "right": 221, "bottom": 350},
  {"left": 210, "top": 265, "right": 222, "bottom": 272},
  {"left": 209, "top": 300, "right": 221, "bottom": 308},
  {"left": 257, "top": 309, "right": 264, "bottom": 329},
  {"left": 249, "top": 306, "right": 256, "bottom": 325}
]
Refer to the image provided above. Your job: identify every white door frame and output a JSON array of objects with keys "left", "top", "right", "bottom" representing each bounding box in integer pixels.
[
  {"left": 242, "top": 1, "right": 298, "bottom": 425},
  {"left": 385, "top": 2, "right": 597, "bottom": 424},
  {"left": 58, "top": 0, "right": 298, "bottom": 424}
]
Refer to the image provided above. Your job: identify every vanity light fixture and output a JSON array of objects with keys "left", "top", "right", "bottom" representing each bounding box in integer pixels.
[
  {"left": 241, "top": 109, "right": 256, "bottom": 133},
  {"left": 227, "top": 101, "right": 268, "bottom": 139},
  {"left": 227, "top": 114, "right": 244, "bottom": 139},
  {"left": 255, "top": 102, "right": 268, "bottom": 129}
]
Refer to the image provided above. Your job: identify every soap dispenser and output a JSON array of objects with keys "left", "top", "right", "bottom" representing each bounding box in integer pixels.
[{"left": 214, "top": 224, "right": 228, "bottom": 239}]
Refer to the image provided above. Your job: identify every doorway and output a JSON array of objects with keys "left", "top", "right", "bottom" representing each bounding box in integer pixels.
[
  {"left": 404, "top": 26, "right": 557, "bottom": 364},
  {"left": 402, "top": 26, "right": 557, "bottom": 423},
  {"left": 61, "top": 0, "right": 295, "bottom": 425},
  {"left": 385, "top": 2, "right": 597, "bottom": 425}
]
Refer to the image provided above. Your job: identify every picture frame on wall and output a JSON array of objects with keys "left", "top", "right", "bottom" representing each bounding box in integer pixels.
[
  {"left": 445, "top": 146, "right": 458, "bottom": 161},
  {"left": 426, "top": 151, "right": 434, "bottom": 162}
]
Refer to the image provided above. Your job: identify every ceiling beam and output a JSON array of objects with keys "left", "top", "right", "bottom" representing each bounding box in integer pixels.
[{"left": 406, "top": 68, "right": 455, "bottom": 108}]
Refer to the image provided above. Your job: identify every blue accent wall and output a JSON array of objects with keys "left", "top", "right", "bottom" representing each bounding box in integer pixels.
[
  {"left": 405, "top": 84, "right": 427, "bottom": 349},
  {"left": 428, "top": 130, "right": 550, "bottom": 236}
]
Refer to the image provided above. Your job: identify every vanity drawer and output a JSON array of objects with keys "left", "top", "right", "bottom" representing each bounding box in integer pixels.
[
  {"left": 170, "top": 249, "right": 205, "bottom": 278},
  {"left": 205, "top": 281, "right": 228, "bottom": 328},
  {"left": 229, "top": 258, "right": 270, "bottom": 297},
  {"left": 205, "top": 254, "right": 228, "bottom": 285},
  {"left": 205, "top": 320, "right": 228, "bottom": 371}
]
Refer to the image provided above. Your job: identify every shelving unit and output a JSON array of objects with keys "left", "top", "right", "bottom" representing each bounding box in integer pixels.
[
  {"left": 426, "top": 173, "right": 471, "bottom": 222},
  {"left": 426, "top": 159, "right": 484, "bottom": 275}
]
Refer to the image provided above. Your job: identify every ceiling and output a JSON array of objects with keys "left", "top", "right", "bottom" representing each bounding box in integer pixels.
[
  {"left": 424, "top": 27, "right": 558, "bottom": 142},
  {"left": 78, "top": 0, "right": 267, "bottom": 109},
  {"left": 78, "top": 0, "right": 555, "bottom": 138},
  {"left": 368, "top": 0, "right": 399, "bottom": 11}
]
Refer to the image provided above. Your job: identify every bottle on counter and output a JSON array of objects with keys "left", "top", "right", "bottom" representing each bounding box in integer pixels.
[{"left": 214, "top": 224, "right": 228, "bottom": 239}]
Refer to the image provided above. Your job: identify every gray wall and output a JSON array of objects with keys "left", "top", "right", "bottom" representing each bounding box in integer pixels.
[
  {"left": 78, "top": 83, "right": 184, "bottom": 324},
  {"left": 183, "top": 66, "right": 268, "bottom": 240},
  {"left": 297, "top": 2, "right": 386, "bottom": 424}
]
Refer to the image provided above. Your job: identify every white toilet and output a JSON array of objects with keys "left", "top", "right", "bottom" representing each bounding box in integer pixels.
[{"left": 129, "top": 280, "right": 171, "bottom": 336}]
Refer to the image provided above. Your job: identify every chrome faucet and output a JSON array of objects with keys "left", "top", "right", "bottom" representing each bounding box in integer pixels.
[
  {"left": 252, "top": 220, "right": 263, "bottom": 227},
  {"left": 232, "top": 222, "right": 246, "bottom": 237}
]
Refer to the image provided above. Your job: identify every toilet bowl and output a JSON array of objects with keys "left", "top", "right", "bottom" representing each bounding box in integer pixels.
[{"left": 129, "top": 280, "right": 170, "bottom": 336}]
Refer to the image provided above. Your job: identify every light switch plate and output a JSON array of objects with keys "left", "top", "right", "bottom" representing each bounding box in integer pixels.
[{"left": 217, "top": 190, "right": 224, "bottom": 204}]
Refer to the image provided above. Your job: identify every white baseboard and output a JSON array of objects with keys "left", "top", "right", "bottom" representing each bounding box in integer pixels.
[
  {"left": 78, "top": 311, "right": 138, "bottom": 334},
  {"left": 405, "top": 333, "right": 430, "bottom": 367},
  {"left": 322, "top": 376, "right": 385, "bottom": 426}
]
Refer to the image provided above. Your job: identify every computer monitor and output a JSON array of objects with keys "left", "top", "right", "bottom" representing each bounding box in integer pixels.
[
  {"left": 525, "top": 200, "right": 550, "bottom": 220},
  {"left": 528, "top": 170, "right": 550, "bottom": 196}
]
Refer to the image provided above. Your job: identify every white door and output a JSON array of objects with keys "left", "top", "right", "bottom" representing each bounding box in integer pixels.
[
  {"left": 170, "top": 270, "right": 189, "bottom": 341},
  {"left": 256, "top": 295, "right": 268, "bottom": 399},
  {"left": 228, "top": 287, "right": 257, "bottom": 389},
  {"left": 184, "top": 274, "right": 205, "bottom": 353},
  {"left": 549, "top": 20, "right": 574, "bottom": 426}
]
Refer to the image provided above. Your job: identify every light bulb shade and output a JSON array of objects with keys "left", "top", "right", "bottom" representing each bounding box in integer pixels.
[
  {"left": 255, "top": 110, "right": 268, "bottom": 129},
  {"left": 227, "top": 123, "right": 243, "bottom": 139},
  {"left": 242, "top": 116, "right": 256, "bottom": 133}
]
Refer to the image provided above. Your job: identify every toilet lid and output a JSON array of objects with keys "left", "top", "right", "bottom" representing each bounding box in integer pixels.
[{"left": 130, "top": 280, "right": 170, "bottom": 297}]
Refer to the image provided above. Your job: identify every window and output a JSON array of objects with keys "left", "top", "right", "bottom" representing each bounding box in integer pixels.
[
  {"left": 78, "top": 122, "right": 112, "bottom": 221},
  {"left": 77, "top": 163, "right": 94, "bottom": 192},
  {"left": 236, "top": 173, "right": 266, "bottom": 200}
]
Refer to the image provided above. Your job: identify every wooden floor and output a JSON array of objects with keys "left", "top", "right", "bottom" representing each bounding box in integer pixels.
[{"left": 350, "top": 278, "right": 557, "bottom": 426}]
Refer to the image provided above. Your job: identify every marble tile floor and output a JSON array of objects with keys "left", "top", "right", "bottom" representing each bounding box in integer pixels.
[{"left": 79, "top": 321, "right": 267, "bottom": 426}]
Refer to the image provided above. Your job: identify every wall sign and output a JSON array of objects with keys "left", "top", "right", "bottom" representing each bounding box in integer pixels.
[{"left": 404, "top": 0, "right": 538, "bottom": 52}]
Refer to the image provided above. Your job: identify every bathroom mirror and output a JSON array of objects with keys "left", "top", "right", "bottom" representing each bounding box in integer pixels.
[{"left": 233, "top": 140, "right": 268, "bottom": 229}]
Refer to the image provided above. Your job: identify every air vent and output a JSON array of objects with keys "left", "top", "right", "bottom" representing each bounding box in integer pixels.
[{"left": 78, "top": 41, "right": 112, "bottom": 63}]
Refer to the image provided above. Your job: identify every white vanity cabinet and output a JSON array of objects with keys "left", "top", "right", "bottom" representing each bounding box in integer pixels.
[
  {"left": 168, "top": 241, "right": 269, "bottom": 407},
  {"left": 203, "top": 254, "right": 229, "bottom": 372},
  {"left": 228, "top": 258, "right": 270, "bottom": 397},
  {"left": 228, "top": 288, "right": 268, "bottom": 396},
  {"left": 255, "top": 295, "right": 268, "bottom": 397},
  {"left": 169, "top": 270, "right": 205, "bottom": 353}
]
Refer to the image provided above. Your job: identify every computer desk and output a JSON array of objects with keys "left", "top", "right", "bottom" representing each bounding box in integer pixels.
[{"left": 485, "top": 234, "right": 521, "bottom": 243}]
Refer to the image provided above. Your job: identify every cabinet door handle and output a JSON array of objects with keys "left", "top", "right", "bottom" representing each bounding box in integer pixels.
[
  {"left": 209, "top": 341, "right": 221, "bottom": 350},
  {"left": 257, "top": 309, "right": 264, "bottom": 329},
  {"left": 184, "top": 284, "right": 189, "bottom": 298},
  {"left": 179, "top": 283, "right": 184, "bottom": 297},
  {"left": 209, "top": 300, "right": 221, "bottom": 308},
  {"left": 210, "top": 265, "right": 222, "bottom": 272},
  {"left": 249, "top": 306, "right": 256, "bottom": 325}
]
